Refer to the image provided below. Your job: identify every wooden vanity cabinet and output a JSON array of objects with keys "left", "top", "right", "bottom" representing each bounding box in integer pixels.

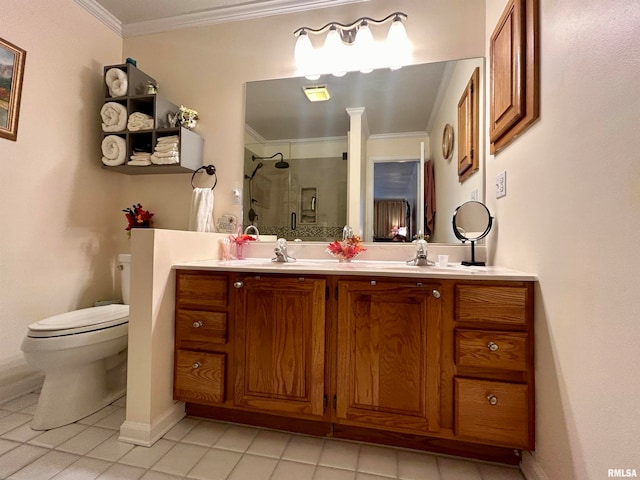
[
  {"left": 174, "top": 271, "right": 230, "bottom": 405},
  {"left": 233, "top": 275, "right": 327, "bottom": 420},
  {"left": 173, "top": 270, "right": 535, "bottom": 463},
  {"left": 452, "top": 283, "right": 535, "bottom": 449},
  {"left": 335, "top": 279, "right": 442, "bottom": 435}
]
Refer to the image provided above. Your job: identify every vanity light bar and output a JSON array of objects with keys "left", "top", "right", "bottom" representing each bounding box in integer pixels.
[{"left": 294, "top": 12, "right": 411, "bottom": 78}]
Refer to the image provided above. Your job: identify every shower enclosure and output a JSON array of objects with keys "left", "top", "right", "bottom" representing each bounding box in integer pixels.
[{"left": 243, "top": 147, "right": 347, "bottom": 241}]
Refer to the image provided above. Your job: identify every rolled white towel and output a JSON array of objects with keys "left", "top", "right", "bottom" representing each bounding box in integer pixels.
[
  {"left": 105, "top": 68, "right": 128, "bottom": 97},
  {"left": 101, "top": 135, "right": 127, "bottom": 166},
  {"left": 127, "top": 112, "right": 154, "bottom": 131},
  {"left": 101, "top": 102, "right": 127, "bottom": 132}
]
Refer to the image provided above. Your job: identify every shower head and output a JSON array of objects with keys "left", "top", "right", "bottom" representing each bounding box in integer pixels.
[{"left": 251, "top": 152, "right": 287, "bottom": 169}]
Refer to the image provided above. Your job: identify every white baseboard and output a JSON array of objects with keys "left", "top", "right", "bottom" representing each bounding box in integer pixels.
[
  {"left": 119, "top": 402, "right": 186, "bottom": 446},
  {"left": 521, "top": 451, "right": 549, "bottom": 480},
  {"left": 0, "top": 359, "right": 43, "bottom": 403}
]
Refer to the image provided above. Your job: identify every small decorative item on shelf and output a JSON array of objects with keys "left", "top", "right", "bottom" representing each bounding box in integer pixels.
[
  {"left": 123, "top": 203, "right": 154, "bottom": 237},
  {"left": 167, "top": 112, "right": 178, "bottom": 128},
  {"left": 228, "top": 232, "right": 256, "bottom": 260},
  {"left": 178, "top": 105, "right": 198, "bottom": 130},
  {"left": 327, "top": 230, "right": 366, "bottom": 262},
  {"left": 145, "top": 81, "right": 158, "bottom": 94}
]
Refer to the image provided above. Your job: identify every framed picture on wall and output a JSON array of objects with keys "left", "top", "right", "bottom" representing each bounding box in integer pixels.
[{"left": 0, "top": 36, "right": 27, "bottom": 141}]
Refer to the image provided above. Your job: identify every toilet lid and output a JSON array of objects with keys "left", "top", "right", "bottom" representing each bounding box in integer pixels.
[{"left": 28, "top": 304, "right": 129, "bottom": 337}]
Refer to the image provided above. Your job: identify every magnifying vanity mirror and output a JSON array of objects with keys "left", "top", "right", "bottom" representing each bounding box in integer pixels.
[
  {"left": 243, "top": 57, "right": 485, "bottom": 243},
  {"left": 452, "top": 201, "right": 493, "bottom": 266}
]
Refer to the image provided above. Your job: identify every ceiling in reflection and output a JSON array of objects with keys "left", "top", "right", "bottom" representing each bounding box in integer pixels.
[{"left": 245, "top": 62, "right": 448, "bottom": 141}]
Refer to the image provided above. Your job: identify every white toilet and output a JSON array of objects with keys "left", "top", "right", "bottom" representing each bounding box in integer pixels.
[{"left": 21, "top": 254, "right": 131, "bottom": 430}]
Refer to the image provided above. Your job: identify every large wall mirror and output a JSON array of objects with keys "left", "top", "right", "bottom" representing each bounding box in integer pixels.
[{"left": 243, "top": 57, "right": 484, "bottom": 244}]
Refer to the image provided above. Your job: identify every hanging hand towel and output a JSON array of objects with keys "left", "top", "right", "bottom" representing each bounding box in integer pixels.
[
  {"left": 188, "top": 187, "right": 215, "bottom": 232},
  {"left": 101, "top": 102, "right": 127, "bottom": 132},
  {"left": 105, "top": 68, "right": 128, "bottom": 97},
  {"left": 101, "top": 135, "right": 127, "bottom": 166}
]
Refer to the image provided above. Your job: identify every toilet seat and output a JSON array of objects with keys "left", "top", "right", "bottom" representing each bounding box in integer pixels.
[{"left": 27, "top": 304, "right": 130, "bottom": 338}]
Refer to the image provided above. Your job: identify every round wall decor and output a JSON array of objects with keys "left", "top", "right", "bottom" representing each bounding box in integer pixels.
[{"left": 442, "top": 123, "right": 454, "bottom": 159}]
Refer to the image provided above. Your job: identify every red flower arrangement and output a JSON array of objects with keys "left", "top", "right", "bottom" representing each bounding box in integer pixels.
[
  {"left": 327, "top": 235, "right": 366, "bottom": 261},
  {"left": 123, "top": 203, "right": 154, "bottom": 236},
  {"left": 228, "top": 233, "right": 256, "bottom": 259}
]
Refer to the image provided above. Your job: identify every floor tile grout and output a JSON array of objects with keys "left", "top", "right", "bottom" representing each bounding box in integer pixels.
[{"left": 0, "top": 391, "right": 525, "bottom": 480}]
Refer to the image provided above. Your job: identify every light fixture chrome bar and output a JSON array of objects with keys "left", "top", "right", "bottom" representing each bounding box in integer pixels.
[{"left": 293, "top": 12, "right": 407, "bottom": 38}]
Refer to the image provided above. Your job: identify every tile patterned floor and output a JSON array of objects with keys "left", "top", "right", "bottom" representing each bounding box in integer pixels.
[{"left": 0, "top": 392, "right": 525, "bottom": 479}]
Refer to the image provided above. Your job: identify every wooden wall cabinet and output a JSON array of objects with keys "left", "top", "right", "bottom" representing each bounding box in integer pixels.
[
  {"left": 101, "top": 63, "right": 204, "bottom": 174},
  {"left": 174, "top": 270, "right": 535, "bottom": 464},
  {"left": 489, "top": 0, "right": 539, "bottom": 154},
  {"left": 457, "top": 68, "right": 480, "bottom": 182}
]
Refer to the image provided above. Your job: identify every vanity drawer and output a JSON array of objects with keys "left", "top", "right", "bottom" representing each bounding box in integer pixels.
[
  {"left": 176, "top": 310, "right": 227, "bottom": 348},
  {"left": 174, "top": 350, "right": 225, "bottom": 404},
  {"left": 455, "top": 329, "right": 527, "bottom": 371},
  {"left": 176, "top": 271, "right": 228, "bottom": 309},
  {"left": 455, "top": 377, "right": 530, "bottom": 448},
  {"left": 455, "top": 285, "right": 528, "bottom": 325}
]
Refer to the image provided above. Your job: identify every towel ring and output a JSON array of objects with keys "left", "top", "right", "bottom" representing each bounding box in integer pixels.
[{"left": 191, "top": 165, "right": 217, "bottom": 190}]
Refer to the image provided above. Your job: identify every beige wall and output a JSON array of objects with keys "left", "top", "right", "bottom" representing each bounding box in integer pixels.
[
  {"left": 485, "top": 1, "right": 640, "bottom": 479},
  {"left": 0, "top": 0, "right": 122, "bottom": 367},
  {"left": 3, "top": 0, "right": 638, "bottom": 477},
  {"left": 429, "top": 57, "right": 485, "bottom": 244},
  {"left": 119, "top": 0, "right": 485, "bottom": 238}
]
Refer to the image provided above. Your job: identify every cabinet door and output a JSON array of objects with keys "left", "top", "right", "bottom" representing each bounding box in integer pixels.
[
  {"left": 336, "top": 280, "right": 442, "bottom": 434},
  {"left": 234, "top": 276, "right": 326, "bottom": 419}
]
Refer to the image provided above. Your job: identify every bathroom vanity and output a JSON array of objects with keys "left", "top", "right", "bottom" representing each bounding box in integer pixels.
[{"left": 172, "top": 261, "right": 535, "bottom": 465}]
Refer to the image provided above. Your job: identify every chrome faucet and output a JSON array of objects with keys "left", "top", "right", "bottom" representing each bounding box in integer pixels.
[
  {"left": 407, "top": 238, "right": 433, "bottom": 266},
  {"left": 272, "top": 238, "right": 296, "bottom": 263},
  {"left": 243, "top": 225, "right": 260, "bottom": 239}
]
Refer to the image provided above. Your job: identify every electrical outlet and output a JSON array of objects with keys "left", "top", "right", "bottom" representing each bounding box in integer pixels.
[
  {"left": 471, "top": 189, "right": 478, "bottom": 201},
  {"left": 496, "top": 171, "right": 507, "bottom": 198}
]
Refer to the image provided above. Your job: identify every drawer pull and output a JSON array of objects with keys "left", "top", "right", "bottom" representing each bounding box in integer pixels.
[
  {"left": 192, "top": 320, "right": 203, "bottom": 328},
  {"left": 233, "top": 281, "right": 244, "bottom": 289},
  {"left": 487, "top": 394, "right": 498, "bottom": 405},
  {"left": 192, "top": 361, "right": 202, "bottom": 369},
  {"left": 432, "top": 289, "right": 441, "bottom": 299},
  {"left": 487, "top": 341, "right": 499, "bottom": 352}
]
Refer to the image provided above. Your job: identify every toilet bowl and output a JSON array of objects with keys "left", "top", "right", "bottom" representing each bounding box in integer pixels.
[{"left": 21, "top": 254, "right": 131, "bottom": 430}]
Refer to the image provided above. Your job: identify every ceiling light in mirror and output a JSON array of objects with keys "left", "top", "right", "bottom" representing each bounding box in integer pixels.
[
  {"left": 303, "top": 85, "right": 331, "bottom": 102},
  {"left": 387, "top": 15, "right": 411, "bottom": 70}
]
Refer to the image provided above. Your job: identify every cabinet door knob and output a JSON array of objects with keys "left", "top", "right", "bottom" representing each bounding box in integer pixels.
[
  {"left": 432, "top": 289, "right": 441, "bottom": 299},
  {"left": 192, "top": 361, "right": 202, "bottom": 369},
  {"left": 192, "top": 320, "right": 203, "bottom": 328},
  {"left": 233, "top": 281, "right": 244, "bottom": 289},
  {"left": 487, "top": 394, "right": 498, "bottom": 405},
  {"left": 487, "top": 341, "right": 499, "bottom": 352}
]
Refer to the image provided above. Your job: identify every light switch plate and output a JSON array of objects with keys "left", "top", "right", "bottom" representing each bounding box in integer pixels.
[{"left": 496, "top": 171, "right": 507, "bottom": 198}]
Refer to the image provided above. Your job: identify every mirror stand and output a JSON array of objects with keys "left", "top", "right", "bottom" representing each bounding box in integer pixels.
[
  {"left": 461, "top": 240, "right": 485, "bottom": 266},
  {"left": 452, "top": 201, "right": 493, "bottom": 266}
]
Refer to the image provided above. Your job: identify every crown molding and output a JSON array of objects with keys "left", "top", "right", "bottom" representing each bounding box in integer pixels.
[
  {"left": 77, "top": 0, "right": 368, "bottom": 38},
  {"left": 74, "top": 0, "right": 123, "bottom": 36}
]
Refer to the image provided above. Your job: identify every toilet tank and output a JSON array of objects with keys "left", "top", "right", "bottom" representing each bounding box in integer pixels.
[{"left": 117, "top": 254, "right": 131, "bottom": 305}]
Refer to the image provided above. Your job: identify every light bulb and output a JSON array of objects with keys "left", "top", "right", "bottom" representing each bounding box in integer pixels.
[
  {"left": 354, "top": 21, "right": 374, "bottom": 73},
  {"left": 386, "top": 17, "right": 411, "bottom": 70},
  {"left": 294, "top": 30, "right": 314, "bottom": 76},
  {"left": 324, "top": 25, "right": 346, "bottom": 77}
]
